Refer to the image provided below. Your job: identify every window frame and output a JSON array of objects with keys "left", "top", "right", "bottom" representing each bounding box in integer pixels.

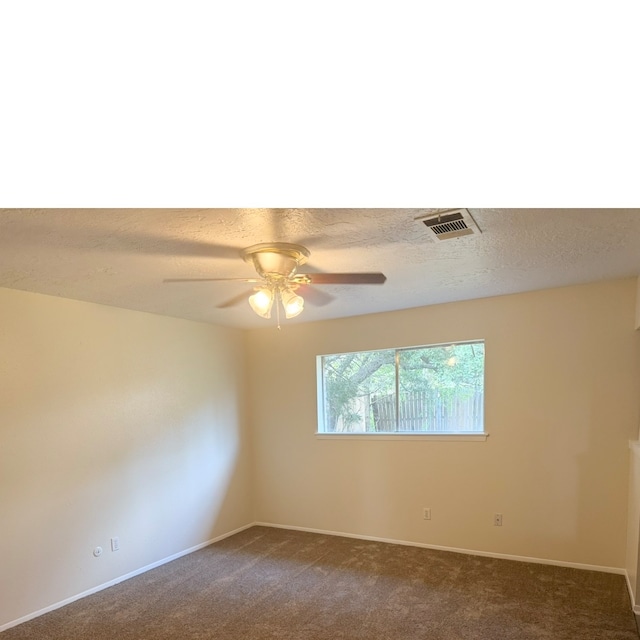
[{"left": 316, "top": 340, "right": 487, "bottom": 440}]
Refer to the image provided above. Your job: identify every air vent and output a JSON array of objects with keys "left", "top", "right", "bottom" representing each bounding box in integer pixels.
[{"left": 416, "top": 209, "right": 481, "bottom": 241}]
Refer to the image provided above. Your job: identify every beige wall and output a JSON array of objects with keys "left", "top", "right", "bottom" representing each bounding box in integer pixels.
[
  {"left": 3, "top": 277, "right": 639, "bottom": 629},
  {"left": 247, "top": 279, "right": 640, "bottom": 569},
  {"left": 635, "top": 276, "right": 640, "bottom": 330},
  {"left": 626, "top": 443, "right": 640, "bottom": 608},
  {"left": 625, "top": 276, "right": 640, "bottom": 608},
  {"left": 0, "top": 288, "right": 253, "bottom": 629}
]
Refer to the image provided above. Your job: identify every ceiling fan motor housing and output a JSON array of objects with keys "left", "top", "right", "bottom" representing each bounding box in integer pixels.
[{"left": 241, "top": 243, "right": 310, "bottom": 279}]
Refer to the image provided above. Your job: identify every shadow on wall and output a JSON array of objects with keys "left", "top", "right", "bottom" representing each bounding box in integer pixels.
[{"left": 0, "top": 290, "right": 249, "bottom": 630}]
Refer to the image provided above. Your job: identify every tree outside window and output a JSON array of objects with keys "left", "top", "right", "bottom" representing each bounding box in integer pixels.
[{"left": 319, "top": 341, "right": 484, "bottom": 434}]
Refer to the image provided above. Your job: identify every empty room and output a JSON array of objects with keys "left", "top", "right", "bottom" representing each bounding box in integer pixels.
[{"left": 2, "top": 209, "right": 640, "bottom": 639}]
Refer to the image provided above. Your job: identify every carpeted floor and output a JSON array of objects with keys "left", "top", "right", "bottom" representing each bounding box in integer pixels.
[{"left": 2, "top": 526, "right": 638, "bottom": 639}]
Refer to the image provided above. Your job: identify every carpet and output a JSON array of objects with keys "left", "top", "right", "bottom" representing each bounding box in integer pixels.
[{"left": 2, "top": 526, "right": 638, "bottom": 639}]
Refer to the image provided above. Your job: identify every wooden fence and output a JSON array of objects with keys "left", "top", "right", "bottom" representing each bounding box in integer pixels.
[{"left": 370, "top": 391, "right": 483, "bottom": 432}]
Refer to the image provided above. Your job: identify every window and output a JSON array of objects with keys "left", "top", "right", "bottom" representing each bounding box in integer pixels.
[{"left": 317, "top": 341, "right": 485, "bottom": 435}]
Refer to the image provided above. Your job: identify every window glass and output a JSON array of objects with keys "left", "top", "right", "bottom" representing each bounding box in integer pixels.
[{"left": 319, "top": 341, "right": 484, "bottom": 434}]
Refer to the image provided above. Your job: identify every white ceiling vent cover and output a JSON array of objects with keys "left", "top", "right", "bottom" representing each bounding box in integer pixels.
[{"left": 417, "top": 209, "right": 481, "bottom": 240}]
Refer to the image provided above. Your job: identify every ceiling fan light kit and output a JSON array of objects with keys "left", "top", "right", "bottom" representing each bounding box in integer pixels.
[
  {"left": 164, "top": 242, "right": 386, "bottom": 325},
  {"left": 242, "top": 243, "right": 309, "bottom": 321},
  {"left": 248, "top": 283, "right": 305, "bottom": 320}
]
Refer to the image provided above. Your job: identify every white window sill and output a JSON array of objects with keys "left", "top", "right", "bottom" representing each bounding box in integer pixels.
[{"left": 315, "top": 432, "right": 489, "bottom": 442}]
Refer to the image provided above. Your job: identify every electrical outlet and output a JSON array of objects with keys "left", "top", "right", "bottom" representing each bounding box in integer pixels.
[
  {"left": 494, "top": 513, "right": 503, "bottom": 527},
  {"left": 423, "top": 508, "right": 431, "bottom": 520},
  {"left": 111, "top": 537, "right": 120, "bottom": 552}
]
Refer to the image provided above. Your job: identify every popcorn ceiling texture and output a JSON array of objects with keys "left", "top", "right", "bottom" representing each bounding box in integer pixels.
[{"left": 1, "top": 208, "right": 640, "bottom": 328}]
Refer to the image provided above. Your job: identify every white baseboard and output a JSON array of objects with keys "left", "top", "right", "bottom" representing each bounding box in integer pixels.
[
  {"left": 624, "top": 570, "right": 640, "bottom": 615},
  {"left": 255, "top": 521, "right": 626, "bottom": 575},
  {"left": 3, "top": 520, "right": 632, "bottom": 632},
  {"left": 0, "top": 522, "right": 255, "bottom": 633}
]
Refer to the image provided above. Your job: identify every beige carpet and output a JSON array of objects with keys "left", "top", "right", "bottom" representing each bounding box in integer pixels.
[{"left": 2, "top": 526, "right": 638, "bottom": 639}]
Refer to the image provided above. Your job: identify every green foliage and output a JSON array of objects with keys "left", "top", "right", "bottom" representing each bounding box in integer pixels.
[
  {"left": 399, "top": 343, "right": 484, "bottom": 400},
  {"left": 321, "top": 342, "right": 484, "bottom": 432},
  {"left": 322, "top": 350, "right": 394, "bottom": 431}
]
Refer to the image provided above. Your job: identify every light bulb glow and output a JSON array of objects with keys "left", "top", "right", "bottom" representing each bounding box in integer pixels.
[
  {"left": 248, "top": 288, "right": 274, "bottom": 318},
  {"left": 280, "top": 287, "right": 304, "bottom": 318}
]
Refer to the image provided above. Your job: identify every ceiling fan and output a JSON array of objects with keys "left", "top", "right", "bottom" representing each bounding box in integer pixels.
[{"left": 164, "top": 242, "right": 386, "bottom": 321}]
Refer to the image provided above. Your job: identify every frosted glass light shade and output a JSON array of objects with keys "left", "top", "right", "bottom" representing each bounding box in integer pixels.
[
  {"left": 280, "top": 288, "right": 304, "bottom": 318},
  {"left": 249, "top": 288, "right": 274, "bottom": 318}
]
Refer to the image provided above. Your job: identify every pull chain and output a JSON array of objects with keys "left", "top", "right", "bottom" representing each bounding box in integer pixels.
[{"left": 276, "top": 288, "right": 281, "bottom": 330}]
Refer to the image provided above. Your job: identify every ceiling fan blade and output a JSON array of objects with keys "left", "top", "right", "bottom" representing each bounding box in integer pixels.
[
  {"left": 301, "top": 273, "right": 387, "bottom": 285},
  {"left": 296, "top": 284, "right": 335, "bottom": 307},
  {"left": 163, "top": 277, "right": 262, "bottom": 283},
  {"left": 217, "top": 291, "right": 252, "bottom": 308}
]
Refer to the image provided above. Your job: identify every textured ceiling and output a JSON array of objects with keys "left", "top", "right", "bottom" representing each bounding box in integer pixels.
[{"left": 1, "top": 208, "right": 640, "bottom": 329}]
